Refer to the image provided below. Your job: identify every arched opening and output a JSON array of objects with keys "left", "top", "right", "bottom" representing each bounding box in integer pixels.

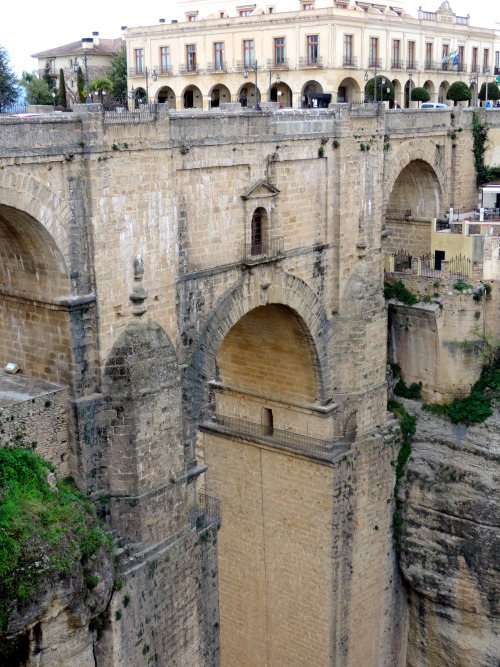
[
  {"left": 269, "top": 81, "right": 292, "bottom": 107},
  {"left": 423, "top": 80, "right": 435, "bottom": 101},
  {"left": 209, "top": 83, "right": 231, "bottom": 108},
  {"left": 0, "top": 204, "right": 73, "bottom": 385},
  {"left": 337, "top": 76, "right": 361, "bottom": 103},
  {"left": 237, "top": 82, "right": 260, "bottom": 107},
  {"left": 404, "top": 78, "right": 414, "bottom": 108},
  {"left": 183, "top": 85, "right": 203, "bottom": 109},
  {"left": 301, "top": 80, "right": 323, "bottom": 107},
  {"left": 133, "top": 87, "right": 147, "bottom": 107},
  {"left": 200, "top": 304, "right": 333, "bottom": 666},
  {"left": 391, "top": 78, "right": 402, "bottom": 107},
  {"left": 438, "top": 80, "right": 450, "bottom": 104},
  {"left": 385, "top": 159, "right": 442, "bottom": 257},
  {"left": 250, "top": 207, "right": 266, "bottom": 255},
  {"left": 157, "top": 85, "right": 176, "bottom": 107}
]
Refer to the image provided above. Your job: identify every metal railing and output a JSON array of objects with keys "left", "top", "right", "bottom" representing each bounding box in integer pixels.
[
  {"left": 406, "top": 60, "right": 418, "bottom": 70},
  {"left": 393, "top": 250, "right": 412, "bottom": 273},
  {"left": 342, "top": 57, "right": 358, "bottom": 68},
  {"left": 104, "top": 104, "right": 158, "bottom": 124},
  {"left": 386, "top": 251, "right": 473, "bottom": 279},
  {"left": 419, "top": 253, "right": 441, "bottom": 278},
  {"left": 391, "top": 60, "right": 404, "bottom": 69},
  {"left": 448, "top": 254, "right": 472, "bottom": 279},
  {"left": 200, "top": 413, "right": 350, "bottom": 463},
  {"left": 243, "top": 235, "right": 284, "bottom": 263},
  {"left": 179, "top": 64, "right": 200, "bottom": 75},
  {"left": 206, "top": 62, "right": 228, "bottom": 74},
  {"left": 0, "top": 104, "right": 28, "bottom": 115},
  {"left": 266, "top": 58, "right": 290, "bottom": 70},
  {"left": 191, "top": 493, "right": 221, "bottom": 532},
  {"left": 299, "top": 56, "right": 323, "bottom": 69}
]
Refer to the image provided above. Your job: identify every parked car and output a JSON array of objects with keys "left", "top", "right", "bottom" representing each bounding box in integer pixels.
[{"left": 420, "top": 102, "right": 449, "bottom": 109}]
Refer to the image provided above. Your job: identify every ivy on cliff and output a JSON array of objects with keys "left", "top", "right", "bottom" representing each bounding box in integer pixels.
[
  {"left": 0, "top": 424, "right": 112, "bottom": 643},
  {"left": 388, "top": 400, "right": 416, "bottom": 542},
  {"left": 472, "top": 112, "right": 500, "bottom": 187}
]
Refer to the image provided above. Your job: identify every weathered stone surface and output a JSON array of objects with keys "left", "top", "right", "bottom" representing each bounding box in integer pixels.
[{"left": 398, "top": 403, "right": 500, "bottom": 667}]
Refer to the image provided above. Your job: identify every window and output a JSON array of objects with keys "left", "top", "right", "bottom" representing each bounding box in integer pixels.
[
  {"left": 262, "top": 407, "right": 273, "bottom": 436},
  {"left": 392, "top": 39, "right": 401, "bottom": 68},
  {"left": 219, "top": 11, "right": 225, "bottom": 18},
  {"left": 442, "top": 44, "right": 449, "bottom": 70},
  {"left": 239, "top": 9, "right": 253, "bottom": 15},
  {"left": 186, "top": 12, "right": 197, "bottom": 21},
  {"left": 251, "top": 208, "right": 266, "bottom": 255},
  {"left": 135, "top": 48, "right": 144, "bottom": 74},
  {"left": 214, "top": 42, "right": 225, "bottom": 71},
  {"left": 274, "top": 37, "right": 285, "bottom": 66},
  {"left": 49, "top": 59, "right": 56, "bottom": 74},
  {"left": 186, "top": 44, "right": 197, "bottom": 72},
  {"left": 495, "top": 51, "right": 500, "bottom": 74},
  {"left": 160, "top": 46, "right": 171, "bottom": 73},
  {"left": 243, "top": 39, "right": 255, "bottom": 66},
  {"left": 343, "top": 34, "right": 353, "bottom": 66},
  {"left": 458, "top": 45, "right": 465, "bottom": 71},
  {"left": 302, "top": 2, "right": 314, "bottom": 9},
  {"left": 472, "top": 47, "right": 478, "bottom": 72},
  {"left": 425, "top": 43, "right": 433, "bottom": 69},
  {"left": 407, "top": 41, "right": 415, "bottom": 69},
  {"left": 369, "top": 37, "right": 378, "bottom": 68},
  {"left": 307, "top": 35, "right": 319, "bottom": 65},
  {"left": 483, "top": 49, "right": 490, "bottom": 72}
]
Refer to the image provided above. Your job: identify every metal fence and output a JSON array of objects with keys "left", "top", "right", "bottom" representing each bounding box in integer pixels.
[
  {"left": 393, "top": 250, "right": 412, "bottom": 273},
  {"left": 243, "top": 235, "right": 284, "bottom": 262},
  {"left": 191, "top": 493, "right": 221, "bottom": 532},
  {"left": 0, "top": 105, "right": 28, "bottom": 115},
  {"left": 447, "top": 254, "right": 472, "bottom": 279},
  {"left": 419, "top": 253, "right": 441, "bottom": 278},
  {"left": 200, "top": 413, "right": 349, "bottom": 463},
  {"left": 104, "top": 104, "right": 158, "bottom": 124}
]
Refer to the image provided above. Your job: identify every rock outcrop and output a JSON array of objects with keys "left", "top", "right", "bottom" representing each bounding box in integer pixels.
[{"left": 397, "top": 403, "right": 500, "bottom": 667}]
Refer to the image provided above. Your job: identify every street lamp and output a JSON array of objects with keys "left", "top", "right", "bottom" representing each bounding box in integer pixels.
[
  {"left": 408, "top": 72, "right": 413, "bottom": 108},
  {"left": 364, "top": 66, "right": 379, "bottom": 102},
  {"left": 268, "top": 70, "right": 280, "bottom": 102},
  {"left": 469, "top": 74, "right": 478, "bottom": 107},
  {"left": 485, "top": 66, "right": 491, "bottom": 108},
  {"left": 52, "top": 91, "right": 56, "bottom": 109},
  {"left": 71, "top": 38, "right": 92, "bottom": 104},
  {"left": 145, "top": 66, "right": 158, "bottom": 103},
  {"left": 244, "top": 60, "right": 259, "bottom": 109}
]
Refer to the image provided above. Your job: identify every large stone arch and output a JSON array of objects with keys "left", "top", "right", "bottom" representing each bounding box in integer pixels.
[
  {"left": 184, "top": 269, "right": 332, "bottom": 450},
  {"left": 0, "top": 168, "right": 73, "bottom": 277},
  {"left": 384, "top": 138, "right": 447, "bottom": 219}
]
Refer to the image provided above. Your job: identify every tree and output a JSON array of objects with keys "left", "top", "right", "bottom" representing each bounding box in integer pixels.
[
  {"left": 20, "top": 71, "right": 54, "bottom": 105},
  {"left": 364, "top": 76, "right": 395, "bottom": 102},
  {"left": 478, "top": 81, "right": 500, "bottom": 103},
  {"left": 42, "top": 61, "right": 57, "bottom": 103},
  {"left": 89, "top": 77, "right": 113, "bottom": 103},
  {"left": 0, "top": 45, "right": 20, "bottom": 111},
  {"left": 108, "top": 45, "right": 127, "bottom": 101},
  {"left": 58, "top": 69, "right": 67, "bottom": 108},
  {"left": 77, "top": 66, "right": 86, "bottom": 102},
  {"left": 411, "top": 87, "right": 430, "bottom": 104},
  {"left": 446, "top": 81, "right": 471, "bottom": 106}
]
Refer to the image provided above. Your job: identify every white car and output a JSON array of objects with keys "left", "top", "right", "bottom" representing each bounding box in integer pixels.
[{"left": 420, "top": 102, "right": 449, "bottom": 109}]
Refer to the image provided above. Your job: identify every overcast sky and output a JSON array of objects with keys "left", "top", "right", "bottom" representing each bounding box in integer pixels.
[{"left": 1, "top": 0, "right": 497, "bottom": 78}]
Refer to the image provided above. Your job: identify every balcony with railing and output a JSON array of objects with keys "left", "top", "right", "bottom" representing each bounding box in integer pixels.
[
  {"left": 234, "top": 60, "right": 259, "bottom": 73},
  {"left": 391, "top": 59, "right": 404, "bottom": 70},
  {"left": 299, "top": 56, "right": 323, "bottom": 69},
  {"left": 243, "top": 235, "right": 284, "bottom": 264},
  {"left": 265, "top": 58, "right": 290, "bottom": 71},
  {"left": 406, "top": 60, "right": 418, "bottom": 71},
  {"left": 367, "top": 58, "right": 383, "bottom": 70},
  {"left": 200, "top": 413, "right": 350, "bottom": 463},
  {"left": 156, "top": 64, "right": 173, "bottom": 76},
  {"left": 206, "top": 62, "right": 228, "bottom": 74},
  {"left": 128, "top": 68, "right": 145, "bottom": 78},
  {"left": 190, "top": 493, "right": 221, "bottom": 532},
  {"left": 179, "top": 63, "right": 200, "bottom": 75},
  {"left": 342, "top": 56, "right": 358, "bottom": 68}
]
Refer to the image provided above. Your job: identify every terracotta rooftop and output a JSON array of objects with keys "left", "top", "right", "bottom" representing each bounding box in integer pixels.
[{"left": 32, "top": 38, "right": 122, "bottom": 59}]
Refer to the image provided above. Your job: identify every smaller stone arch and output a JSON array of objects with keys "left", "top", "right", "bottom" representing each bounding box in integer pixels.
[
  {"left": 391, "top": 78, "right": 403, "bottom": 107},
  {"left": 157, "top": 85, "right": 176, "bottom": 107},
  {"left": 269, "top": 81, "right": 292, "bottom": 107},
  {"left": 423, "top": 80, "right": 435, "bottom": 101},
  {"left": 182, "top": 84, "right": 203, "bottom": 109},
  {"left": 438, "top": 80, "right": 450, "bottom": 104},
  {"left": 302, "top": 80, "right": 323, "bottom": 107},
  {"left": 237, "top": 82, "right": 260, "bottom": 107},
  {"left": 337, "top": 77, "right": 361, "bottom": 103},
  {"left": 208, "top": 83, "right": 231, "bottom": 107},
  {"left": 133, "top": 87, "right": 147, "bottom": 107}
]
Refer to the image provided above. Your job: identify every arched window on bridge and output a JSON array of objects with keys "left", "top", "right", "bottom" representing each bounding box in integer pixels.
[{"left": 251, "top": 207, "right": 267, "bottom": 256}]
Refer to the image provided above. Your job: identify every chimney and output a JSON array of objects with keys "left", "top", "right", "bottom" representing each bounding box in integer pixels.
[
  {"left": 92, "top": 31, "right": 100, "bottom": 46},
  {"left": 82, "top": 37, "right": 94, "bottom": 50}
]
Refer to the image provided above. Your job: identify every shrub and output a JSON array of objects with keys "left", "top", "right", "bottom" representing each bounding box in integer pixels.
[
  {"left": 394, "top": 380, "right": 422, "bottom": 400},
  {"left": 384, "top": 281, "right": 419, "bottom": 305}
]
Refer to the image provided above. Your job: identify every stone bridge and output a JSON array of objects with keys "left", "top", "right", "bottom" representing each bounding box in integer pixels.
[{"left": 1, "top": 105, "right": 499, "bottom": 666}]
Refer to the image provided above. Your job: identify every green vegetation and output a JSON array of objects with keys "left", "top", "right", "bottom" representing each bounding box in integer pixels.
[
  {"left": 58, "top": 69, "right": 67, "bottom": 108},
  {"left": 453, "top": 279, "right": 472, "bottom": 292},
  {"left": 20, "top": 71, "right": 53, "bottom": 105},
  {"left": 0, "top": 429, "right": 112, "bottom": 636},
  {"left": 394, "top": 380, "right": 422, "bottom": 400},
  {"left": 411, "top": 87, "right": 430, "bottom": 103},
  {"left": 364, "top": 76, "right": 395, "bottom": 102},
  {"left": 384, "top": 280, "right": 419, "bottom": 305},
  {"left": 108, "top": 46, "right": 127, "bottom": 101},
  {"left": 0, "top": 45, "right": 19, "bottom": 110},
  {"left": 478, "top": 81, "right": 500, "bottom": 103},
  {"left": 77, "top": 66, "right": 86, "bottom": 102},
  {"left": 388, "top": 400, "right": 416, "bottom": 540},
  {"left": 472, "top": 112, "right": 500, "bottom": 186},
  {"left": 423, "top": 357, "right": 500, "bottom": 426},
  {"left": 446, "top": 81, "right": 471, "bottom": 105}
]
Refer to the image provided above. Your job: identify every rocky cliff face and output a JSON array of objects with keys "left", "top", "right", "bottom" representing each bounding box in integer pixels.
[{"left": 397, "top": 403, "right": 500, "bottom": 667}]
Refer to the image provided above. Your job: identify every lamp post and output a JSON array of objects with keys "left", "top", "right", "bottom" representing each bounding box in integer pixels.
[
  {"left": 268, "top": 70, "right": 280, "bottom": 102},
  {"left": 52, "top": 92, "right": 56, "bottom": 109},
  {"left": 71, "top": 39, "right": 91, "bottom": 104},
  {"left": 145, "top": 66, "right": 158, "bottom": 103},
  {"left": 469, "top": 73, "right": 478, "bottom": 107},
  {"left": 364, "top": 65, "right": 378, "bottom": 102},
  {"left": 485, "top": 66, "right": 491, "bottom": 107},
  {"left": 244, "top": 60, "right": 259, "bottom": 109},
  {"left": 408, "top": 72, "right": 413, "bottom": 108}
]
